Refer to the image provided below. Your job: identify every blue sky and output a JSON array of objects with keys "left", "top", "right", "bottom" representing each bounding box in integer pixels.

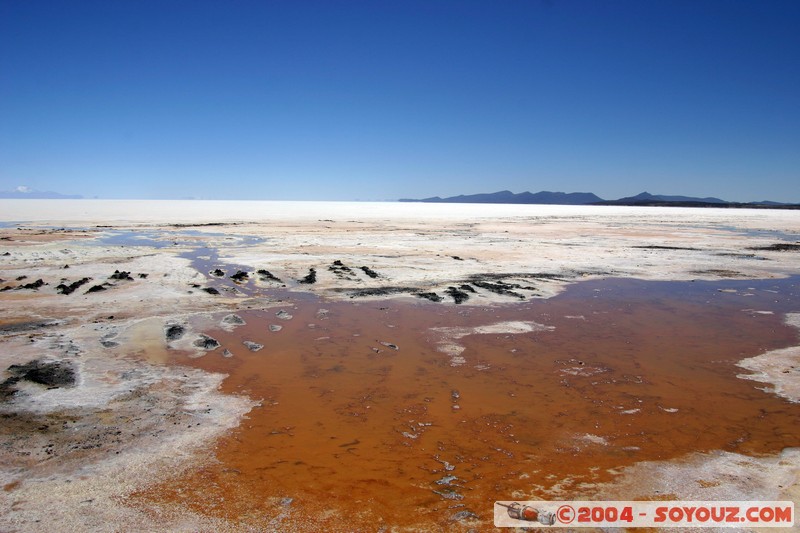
[{"left": 1, "top": 1, "right": 798, "bottom": 202}]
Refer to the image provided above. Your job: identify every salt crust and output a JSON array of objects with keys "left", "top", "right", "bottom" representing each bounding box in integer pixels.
[
  {"left": 737, "top": 313, "right": 800, "bottom": 404},
  {"left": 2, "top": 202, "right": 800, "bottom": 530},
  {"left": 431, "top": 320, "right": 554, "bottom": 366},
  {"left": 3, "top": 201, "right": 800, "bottom": 307},
  {"left": 586, "top": 448, "right": 800, "bottom": 533},
  {"left": 0, "top": 320, "right": 255, "bottom": 531}
]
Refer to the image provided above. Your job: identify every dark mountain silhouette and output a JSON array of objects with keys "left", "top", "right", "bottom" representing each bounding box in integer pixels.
[
  {"left": 602, "top": 191, "right": 726, "bottom": 205},
  {"left": 399, "top": 190, "right": 603, "bottom": 205},
  {"left": 400, "top": 190, "right": 799, "bottom": 209}
]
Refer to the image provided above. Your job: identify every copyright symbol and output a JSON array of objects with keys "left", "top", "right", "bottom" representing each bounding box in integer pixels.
[{"left": 557, "top": 504, "right": 575, "bottom": 524}]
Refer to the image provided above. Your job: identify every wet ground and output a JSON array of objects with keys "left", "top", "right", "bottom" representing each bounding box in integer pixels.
[
  {"left": 2, "top": 205, "right": 800, "bottom": 530},
  {"left": 132, "top": 276, "right": 800, "bottom": 531}
]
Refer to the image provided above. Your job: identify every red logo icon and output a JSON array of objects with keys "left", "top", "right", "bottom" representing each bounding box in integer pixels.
[{"left": 557, "top": 504, "right": 576, "bottom": 524}]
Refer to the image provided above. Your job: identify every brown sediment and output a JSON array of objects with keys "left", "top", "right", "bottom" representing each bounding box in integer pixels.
[
  {"left": 131, "top": 277, "right": 800, "bottom": 530},
  {"left": 0, "top": 228, "right": 96, "bottom": 245}
]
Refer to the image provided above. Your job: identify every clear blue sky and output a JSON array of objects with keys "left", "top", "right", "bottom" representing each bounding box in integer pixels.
[{"left": 1, "top": 0, "right": 798, "bottom": 202}]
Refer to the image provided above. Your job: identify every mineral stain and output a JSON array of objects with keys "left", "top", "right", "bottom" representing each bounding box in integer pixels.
[{"left": 134, "top": 277, "right": 800, "bottom": 530}]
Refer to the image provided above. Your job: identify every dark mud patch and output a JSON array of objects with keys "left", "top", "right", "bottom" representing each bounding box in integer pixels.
[
  {"left": 2, "top": 360, "right": 77, "bottom": 396},
  {"left": 444, "top": 286, "right": 471, "bottom": 304},
  {"left": 257, "top": 270, "right": 282, "bottom": 283},
  {"left": 342, "top": 277, "right": 540, "bottom": 302},
  {"left": 633, "top": 245, "right": 700, "bottom": 251},
  {"left": 165, "top": 324, "right": 186, "bottom": 341},
  {"left": 716, "top": 252, "right": 768, "bottom": 260},
  {"left": 298, "top": 268, "right": 317, "bottom": 284},
  {"left": 0, "top": 379, "right": 205, "bottom": 477},
  {"left": 328, "top": 260, "right": 357, "bottom": 280},
  {"left": 0, "top": 409, "right": 128, "bottom": 468},
  {"left": 343, "top": 286, "right": 418, "bottom": 298},
  {"left": 0, "top": 321, "right": 62, "bottom": 335},
  {"left": 109, "top": 270, "right": 134, "bottom": 281},
  {"left": 13, "top": 360, "right": 76, "bottom": 388},
  {"left": 56, "top": 277, "right": 91, "bottom": 295},
  {"left": 470, "top": 280, "right": 526, "bottom": 299},
  {"left": 230, "top": 271, "right": 250, "bottom": 283},
  {"left": 359, "top": 266, "right": 380, "bottom": 279},
  {"left": 416, "top": 292, "right": 443, "bottom": 302},
  {"left": 85, "top": 284, "right": 108, "bottom": 294},
  {"left": 467, "top": 272, "right": 568, "bottom": 282},
  {"left": 16, "top": 279, "right": 46, "bottom": 290},
  {"left": 692, "top": 269, "right": 746, "bottom": 278},
  {"left": 748, "top": 243, "right": 800, "bottom": 252},
  {"left": 193, "top": 334, "right": 220, "bottom": 350},
  {"left": 1, "top": 277, "right": 48, "bottom": 291},
  {"left": 167, "top": 222, "right": 239, "bottom": 228},
  {"left": 0, "top": 380, "right": 17, "bottom": 401}
]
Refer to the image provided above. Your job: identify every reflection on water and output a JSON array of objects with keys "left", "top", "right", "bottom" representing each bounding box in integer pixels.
[
  {"left": 92, "top": 228, "right": 265, "bottom": 249},
  {"left": 713, "top": 224, "right": 800, "bottom": 242},
  {"left": 133, "top": 277, "right": 800, "bottom": 530}
]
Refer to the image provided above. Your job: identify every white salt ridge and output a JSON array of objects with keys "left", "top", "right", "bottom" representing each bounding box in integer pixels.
[
  {"left": 431, "top": 320, "right": 554, "bottom": 366},
  {"left": 737, "top": 313, "right": 800, "bottom": 403},
  {"left": 449, "top": 356, "right": 467, "bottom": 367},
  {"left": 577, "top": 433, "right": 609, "bottom": 446},
  {"left": 432, "top": 320, "right": 553, "bottom": 341},
  {"left": 594, "top": 448, "right": 800, "bottom": 532}
]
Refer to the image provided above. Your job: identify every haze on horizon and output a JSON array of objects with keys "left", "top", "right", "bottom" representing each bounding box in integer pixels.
[{"left": 1, "top": 1, "right": 798, "bottom": 203}]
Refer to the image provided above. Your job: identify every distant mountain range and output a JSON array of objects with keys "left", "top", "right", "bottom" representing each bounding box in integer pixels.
[
  {"left": 401, "top": 190, "right": 604, "bottom": 205},
  {"left": 0, "top": 187, "right": 83, "bottom": 199},
  {"left": 609, "top": 191, "right": 726, "bottom": 204},
  {"left": 400, "top": 190, "right": 799, "bottom": 209}
]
